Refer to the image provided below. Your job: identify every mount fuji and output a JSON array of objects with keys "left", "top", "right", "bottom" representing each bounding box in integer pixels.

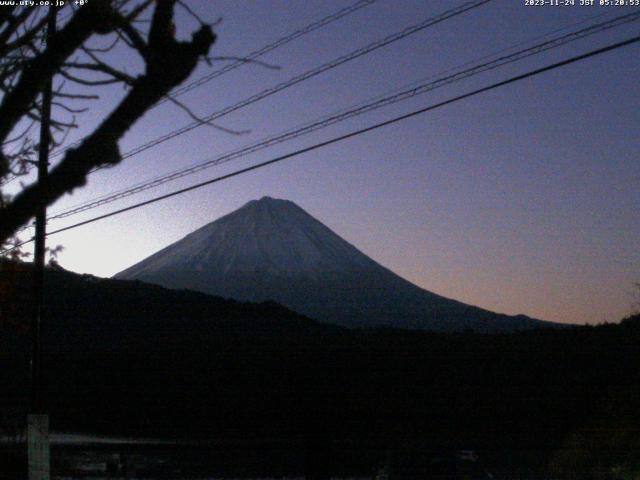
[{"left": 115, "top": 196, "right": 553, "bottom": 332}]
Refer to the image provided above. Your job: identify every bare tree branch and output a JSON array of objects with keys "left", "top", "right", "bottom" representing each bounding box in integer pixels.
[
  {"left": 0, "top": 0, "right": 216, "bottom": 244},
  {"left": 51, "top": 102, "right": 89, "bottom": 114},
  {"left": 115, "top": 16, "right": 149, "bottom": 57},
  {"left": 0, "top": 14, "right": 49, "bottom": 57},
  {"left": 165, "top": 95, "right": 250, "bottom": 135},
  {"left": 0, "top": 8, "right": 33, "bottom": 52},
  {"left": 61, "top": 63, "right": 135, "bottom": 85},
  {"left": 0, "top": 1, "right": 117, "bottom": 146},
  {"left": 53, "top": 91, "right": 100, "bottom": 100},
  {"left": 59, "top": 68, "right": 124, "bottom": 86},
  {"left": 203, "top": 55, "right": 280, "bottom": 70}
]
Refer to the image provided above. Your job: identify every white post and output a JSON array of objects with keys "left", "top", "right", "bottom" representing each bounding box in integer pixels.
[{"left": 27, "top": 414, "right": 50, "bottom": 480}]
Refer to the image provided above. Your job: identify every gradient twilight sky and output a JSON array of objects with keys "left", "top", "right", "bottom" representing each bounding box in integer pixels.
[{"left": 11, "top": 0, "right": 640, "bottom": 325}]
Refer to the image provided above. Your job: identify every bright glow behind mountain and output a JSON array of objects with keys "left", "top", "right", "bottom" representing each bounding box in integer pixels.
[{"left": 115, "top": 197, "right": 557, "bottom": 332}]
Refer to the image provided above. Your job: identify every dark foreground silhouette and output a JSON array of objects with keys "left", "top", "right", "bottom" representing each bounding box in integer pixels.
[{"left": 1, "top": 261, "right": 639, "bottom": 478}]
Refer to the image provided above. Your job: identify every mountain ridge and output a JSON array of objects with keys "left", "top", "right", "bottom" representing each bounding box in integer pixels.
[
  {"left": 117, "top": 197, "right": 380, "bottom": 278},
  {"left": 115, "top": 196, "right": 560, "bottom": 332}
]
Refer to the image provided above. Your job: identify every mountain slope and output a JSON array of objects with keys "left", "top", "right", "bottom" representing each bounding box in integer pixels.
[
  {"left": 115, "top": 197, "right": 556, "bottom": 332},
  {"left": 2, "top": 261, "right": 637, "bottom": 454}
]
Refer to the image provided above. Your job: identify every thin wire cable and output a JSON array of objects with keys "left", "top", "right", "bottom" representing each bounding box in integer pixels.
[
  {"left": 166, "top": 0, "right": 376, "bottom": 102},
  {"left": 42, "top": 8, "right": 619, "bottom": 217},
  {"left": 42, "top": 10, "right": 640, "bottom": 223},
  {"left": 114, "top": 0, "right": 491, "bottom": 162},
  {"left": 13, "top": 0, "right": 491, "bottom": 184},
  {"left": 3, "top": 0, "right": 377, "bottom": 183},
  {"left": 5, "top": 0, "right": 493, "bottom": 233},
  {"left": 3, "top": 32, "right": 637, "bottom": 255}
]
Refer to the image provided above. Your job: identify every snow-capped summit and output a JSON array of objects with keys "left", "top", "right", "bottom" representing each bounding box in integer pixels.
[
  {"left": 117, "top": 196, "right": 376, "bottom": 278},
  {"left": 115, "top": 197, "right": 554, "bottom": 332}
]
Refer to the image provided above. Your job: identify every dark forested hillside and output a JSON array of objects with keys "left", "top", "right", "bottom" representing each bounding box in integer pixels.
[{"left": 2, "top": 262, "right": 639, "bottom": 476}]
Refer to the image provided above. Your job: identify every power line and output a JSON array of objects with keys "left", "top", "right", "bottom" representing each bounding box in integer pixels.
[
  {"left": 12, "top": 0, "right": 490, "bottom": 187},
  {"left": 2, "top": 0, "right": 377, "bottom": 184},
  {"left": 165, "top": 0, "right": 376, "bottom": 102},
  {"left": 3, "top": 32, "right": 637, "bottom": 255},
  {"left": 26, "top": 0, "right": 491, "bottom": 181},
  {"left": 41, "top": 10, "right": 640, "bottom": 223},
  {"left": 113, "top": 0, "right": 491, "bottom": 162},
  {"left": 44, "top": 8, "right": 620, "bottom": 216}
]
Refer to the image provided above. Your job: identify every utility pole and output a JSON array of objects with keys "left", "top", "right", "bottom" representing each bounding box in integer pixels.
[{"left": 28, "top": 6, "right": 56, "bottom": 480}]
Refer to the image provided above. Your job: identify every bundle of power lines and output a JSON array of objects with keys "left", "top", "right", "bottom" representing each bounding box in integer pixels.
[{"left": 3, "top": 0, "right": 640, "bottom": 254}]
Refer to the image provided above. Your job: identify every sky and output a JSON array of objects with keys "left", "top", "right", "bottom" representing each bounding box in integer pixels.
[{"left": 9, "top": 0, "right": 640, "bottom": 325}]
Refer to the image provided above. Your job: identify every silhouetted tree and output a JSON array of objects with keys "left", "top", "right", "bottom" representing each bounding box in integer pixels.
[
  {"left": 549, "top": 418, "right": 640, "bottom": 479},
  {"left": 633, "top": 281, "right": 640, "bottom": 315},
  {"left": 0, "top": 0, "right": 217, "bottom": 248}
]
